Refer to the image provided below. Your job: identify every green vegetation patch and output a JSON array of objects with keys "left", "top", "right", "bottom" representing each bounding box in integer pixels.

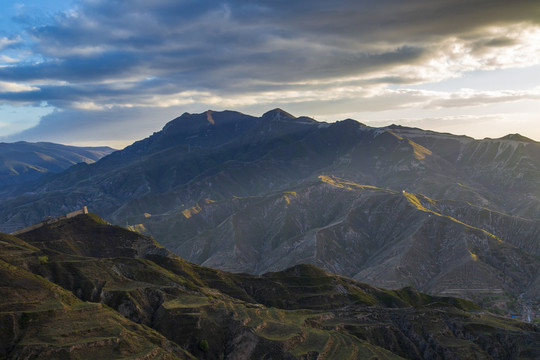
[
  {"left": 256, "top": 321, "right": 300, "bottom": 341},
  {"left": 290, "top": 328, "right": 330, "bottom": 357},
  {"left": 162, "top": 295, "right": 211, "bottom": 309},
  {"left": 347, "top": 286, "right": 379, "bottom": 306}
]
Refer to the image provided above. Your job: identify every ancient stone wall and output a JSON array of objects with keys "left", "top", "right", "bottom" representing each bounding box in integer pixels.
[{"left": 10, "top": 206, "right": 88, "bottom": 236}]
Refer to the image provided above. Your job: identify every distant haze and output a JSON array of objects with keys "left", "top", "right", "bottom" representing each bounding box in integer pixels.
[{"left": 0, "top": 0, "right": 539, "bottom": 147}]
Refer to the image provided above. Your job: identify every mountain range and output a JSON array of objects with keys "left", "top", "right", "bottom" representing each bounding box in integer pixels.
[
  {"left": 2, "top": 213, "right": 539, "bottom": 359},
  {"left": 0, "top": 109, "right": 538, "bottom": 312},
  {"left": 0, "top": 141, "right": 114, "bottom": 187}
]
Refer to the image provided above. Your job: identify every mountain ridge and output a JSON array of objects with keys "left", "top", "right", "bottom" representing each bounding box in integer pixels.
[
  {"left": 0, "top": 141, "right": 115, "bottom": 187},
  {"left": 0, "top": 109, "right": 538, "bottom": 314}
]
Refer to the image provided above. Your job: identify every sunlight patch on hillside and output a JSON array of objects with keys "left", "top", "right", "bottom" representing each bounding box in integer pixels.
[
  {"left": 402, "top": 191, "right": 432, "bottom": 212},
  {"left": 408, "top": 139, "right": 432, "bottom": 160},
  {"left": 319, "top": 175, "right": 382, "bottom": 191},
  {"left": 182, "top": 204, "right": 202, "bottom": 219},
  {"left": 283, "top": 191, "right": 297, "bottom": 205}
]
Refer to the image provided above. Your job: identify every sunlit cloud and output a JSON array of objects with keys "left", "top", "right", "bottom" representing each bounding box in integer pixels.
[
  {"left": 0, "top": 55, "right": 19, "bottom": 66},
  {"left": 0, "top": 36, "right": 21, "bottom": 51},
  {"left": 0, "top": 81, "right": 39, "bottom": 93},
  {"left": 371, "top": 87, "right": 540, "bottom": 110},
  {"left": 423, "top": 88, "right": 540, "bottom": 109},
  {"left": 70, "top": 101, "right": 103, "bottom": 110}
]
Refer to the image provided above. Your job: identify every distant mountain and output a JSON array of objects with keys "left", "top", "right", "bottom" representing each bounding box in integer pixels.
[
  {"left": 0, "top": 141, "right": 115, "bottom": 186},
  {"left": 1, "top": 213, "right": 539, "bottom": 359},
  {"left": 0, "top": 109, "right": 538, "bottom": 312}
]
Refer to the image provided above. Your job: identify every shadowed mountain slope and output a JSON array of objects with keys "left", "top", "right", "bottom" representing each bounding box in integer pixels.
[
  {"left": 0, "top": 141, "right": 114, "bottom": 187},
  {"left": 1, "top": 110, "right": 538, "bottom": 225},
  {"left": 142, "top": 175, "right": 540, "bottom": 310},
  {"left": 1, "top": 214, "right": 540, "bottom": 359}
]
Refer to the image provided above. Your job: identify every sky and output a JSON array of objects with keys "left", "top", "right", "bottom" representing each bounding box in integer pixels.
[{"left": 0, "top": 0, "right": 539, "bottom": 148}]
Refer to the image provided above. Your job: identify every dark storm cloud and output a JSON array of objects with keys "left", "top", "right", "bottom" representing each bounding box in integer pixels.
[
  {"left": 7, "top": 0, "right": 538, "bottom": 81},
  {"left": 0, "top": 51, "right": 143, "bottom": 83},
  {"left": 1, "top": 0, "right": 539, "bottom": 142},
  {"left": 227, "top": 0, "right": 540, "bottom": 45}
]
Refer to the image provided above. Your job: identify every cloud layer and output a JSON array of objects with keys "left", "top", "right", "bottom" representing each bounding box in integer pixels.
[{"left": 1, "top": 0, "right": 540, "bottom": 144}]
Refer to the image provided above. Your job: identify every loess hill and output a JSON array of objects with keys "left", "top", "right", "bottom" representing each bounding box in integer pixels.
[{"left": 1, "top": 213, "right": 540, "bottom": 359}]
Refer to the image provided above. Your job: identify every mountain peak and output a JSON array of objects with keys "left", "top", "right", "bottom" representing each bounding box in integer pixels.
[
  {"left": 499, "top": 133, "right": 536, "bottom": 143},
  {"left": 343, "top": 118, "right": 367, "bottom": 126},
  {"left": 261, "top": 108, "right": 296, "bottom": 120}
]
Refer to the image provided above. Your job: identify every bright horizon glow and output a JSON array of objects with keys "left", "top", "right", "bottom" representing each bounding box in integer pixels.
[{"left": 0, "top": 1, "right": 539, "bottom": 146}]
